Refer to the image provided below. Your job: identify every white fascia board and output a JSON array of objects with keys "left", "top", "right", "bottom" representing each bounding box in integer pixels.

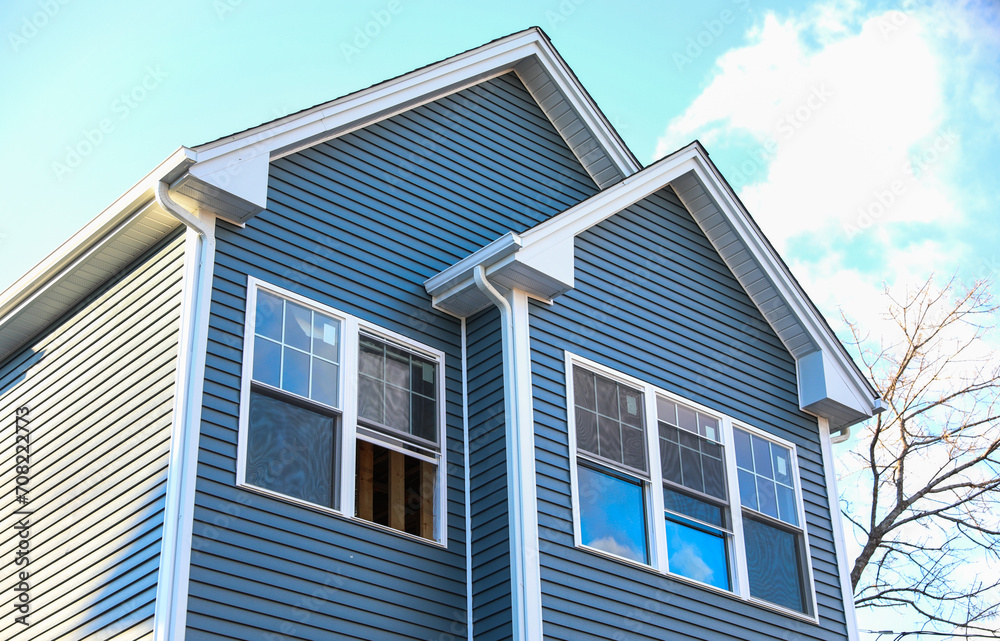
[
  {"left": 188, "top": 29, "right": 639, "bottom": 219},
  {"left": 0, "top": 147, "right": 196, "bottom": 323},
  {"left": 432, "top": 141, "right": 880, "bottom": 427},
  {"left": 687, "top": 158, "right": 882, "bottom": 422}
]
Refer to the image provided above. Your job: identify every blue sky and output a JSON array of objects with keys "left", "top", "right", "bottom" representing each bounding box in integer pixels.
[{"left": 1, "top": 0, "right": 997, "bottom": 634}]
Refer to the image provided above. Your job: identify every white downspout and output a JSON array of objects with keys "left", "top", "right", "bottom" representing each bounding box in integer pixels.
[
  {"left": 154, "top": 181, "right": 217, "bottom": 641},
  {"left": 473, "top": 265, "right": 543, "bottom": 640}
]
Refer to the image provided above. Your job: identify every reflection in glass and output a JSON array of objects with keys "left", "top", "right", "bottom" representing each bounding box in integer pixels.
[
  {"left": 666, "top": 515, "right": 730, "bottom": 590},
  {"left": 578, "top": 465, "right": 647, "bottom": 564}
]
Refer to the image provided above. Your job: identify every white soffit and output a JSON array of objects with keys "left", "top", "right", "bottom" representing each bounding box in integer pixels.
[
  {"left": 187, "top": 27, "right": 640, "bottom": 222},
  {"left": 0, "top": 149, "right": 195, "bottom": 363},
  {"left": 426, "top": 142, "right": 882, "bottom": 429}
]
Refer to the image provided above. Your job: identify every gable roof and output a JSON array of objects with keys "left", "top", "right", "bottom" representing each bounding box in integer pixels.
[
  {"left": 0, "top": 28, "right": 881, "bottom": 431},
  {"left": 425, "top": 142, "right": 884, "bottom": 430},
  {"left": 0, "top": 27, "right": 635, "bottom": 363}
]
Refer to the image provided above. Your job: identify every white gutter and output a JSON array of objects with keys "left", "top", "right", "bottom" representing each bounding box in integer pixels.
[
  {"left": 472, "top": 266, "right": 543, "bottom": 640},
  {"left": 153, "top": 181, "right": 217, "bottom": 641}
]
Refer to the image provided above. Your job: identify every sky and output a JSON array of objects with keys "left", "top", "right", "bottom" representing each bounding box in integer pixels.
[{"left": 1, "top": 0, "right": 998, "bottom": 636}]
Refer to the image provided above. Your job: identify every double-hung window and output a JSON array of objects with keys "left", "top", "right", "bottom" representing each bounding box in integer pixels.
[
  {"left": 567, "top": 354, "right": 816, "bottom": 619},
  {"left": 238, "top": 278, "right": 445, "bottom": 543}
]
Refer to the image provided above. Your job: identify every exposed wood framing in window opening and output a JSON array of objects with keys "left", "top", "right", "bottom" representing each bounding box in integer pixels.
[{"left": 355, "top": 441, "right": 436, "bottom": 539}]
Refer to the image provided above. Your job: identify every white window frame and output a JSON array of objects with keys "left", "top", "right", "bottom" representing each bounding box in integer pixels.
[
  {"left": 565, "top": 352, "right": 819, "bottom": 622},
  {"left": 237, "top": 277, "right": 448, "bottom": 545}
]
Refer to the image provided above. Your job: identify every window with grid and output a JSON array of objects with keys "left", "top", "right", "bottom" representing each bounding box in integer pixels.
[{"left": 239, "top": 280, "right": 443, "bottom": 542}]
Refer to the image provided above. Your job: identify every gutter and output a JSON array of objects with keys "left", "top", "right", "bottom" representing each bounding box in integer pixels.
[
  {"left": 472, "top": 266, "right": 543, "bottom": 640},
  {"left": 153, "top": 181, "right": 217, "bottom": 641}
]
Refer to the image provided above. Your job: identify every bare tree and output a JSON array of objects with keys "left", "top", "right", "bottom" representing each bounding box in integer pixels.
[{"left": 841, "top": 277, "right": 1000, "bottom": 639}]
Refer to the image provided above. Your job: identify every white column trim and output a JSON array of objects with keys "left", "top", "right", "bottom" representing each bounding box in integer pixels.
[{"left": 819, "top": 416, "right": 862, "bottom": 641}]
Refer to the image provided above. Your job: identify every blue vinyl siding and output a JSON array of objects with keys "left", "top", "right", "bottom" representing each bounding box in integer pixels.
[
  {"left": 0, "top": 234, "right": 185, "bottom": 640},
  {"left": 530, "top": 187, "right": 850, "bottom": 640},
  {"left": 465, "top": 308, "right": 512, "bottom": 640},
  {"left": 186, "top": 72, "right": 597, "bottom": 638}
]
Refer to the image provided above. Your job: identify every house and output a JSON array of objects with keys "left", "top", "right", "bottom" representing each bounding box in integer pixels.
[{"left": 0, "top": 28, "right": 883, "bottom": 641}]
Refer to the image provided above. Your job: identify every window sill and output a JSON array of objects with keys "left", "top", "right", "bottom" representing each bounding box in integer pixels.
[
  {"left": 574, "top": 542, "right": 820, "bottom": 625},
  {"left": 237, "top": 482, "right": 448, "bottom": 549}
]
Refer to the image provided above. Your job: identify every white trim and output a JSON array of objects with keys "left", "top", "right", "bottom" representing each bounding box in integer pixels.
[
  {"left": 154, "top": 204, "right": 216, "bottom": 641},
  {"left": 237, "top": 277, "right": 448, "bottom": 544},
  {"left": 563, "top": 351, "right": 822, "bottom": 623},
  {"left": 189, "top": 29, "right": 638, "bottom": 214},
  {"left": 461, "top": 318, "right": 474, "bottom": 641},
  {"left": 820, "top": 416, "right": 862, "bottom": 641},
  {"left": 471, "top": 269, "right": 543, "bottom": 639}
]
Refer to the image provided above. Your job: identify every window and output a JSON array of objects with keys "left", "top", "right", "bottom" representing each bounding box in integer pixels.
[
  {"left": 238, "top": 279, "right": 445, "bottom": 543},
  {"left": 572, "top": 367, "right": 649, "bottom": 563},
  {"left": 567, "top": 355, "right": 815, "bottom": 618}
]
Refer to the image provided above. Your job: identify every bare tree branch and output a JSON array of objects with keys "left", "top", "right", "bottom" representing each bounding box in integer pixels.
[{"left": 839, "top": 277, "right": 1000, "bottom": 639}]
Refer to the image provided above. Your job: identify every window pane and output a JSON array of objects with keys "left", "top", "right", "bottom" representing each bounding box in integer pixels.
[
  {"left": 703, "top": 455, "right": 726, "bottom": 500},
  {"left": 663, "top": 486, "right": 724, "bottom": 527},
  {"left": 738, "top": 469, "right": 758, "bottom": 511},
  {"left": 752, "top": 434, "right": 774, "bottom": 478},
  {"left": 359, "top": 338, "right": 383, "bottom": 378},
  {"left": 677, "top": 405, "right": 698, "bottom": 433},
  {"left": 699, "top": 414, "right": 719, "bottom": 441},
  {"left": 619, "top": 388, "right": 643, "bottom": 428},
  {"left": 656, "top": 397, "right": 677, "bottom": 426},
  {"left": 411, "top": 358, "right": 436, "bottom": 399},
  {"left": 311, "top": 358, "right": 339, "bottom": 408},
  {"left": 284, "top": 301, "right": 312, "bottom": 351},
  {"left": 757, "top": 478, "right": 778, "bottom": 519},
  {"left": 358, "top": 374, "right": 383, "bottom": 425},
  {"left": 744, "top": 516, "right": 807, "bottom": 613},
  {"left": 621, "top": 425, "right": 646, "bottom": 471},
  {"left": 411, "top": 394, "right": 437, "bottom": 443},
  {"left": 313, "top": 314, "right": 340, "bottom": 362},
  {"left": 772, "top": 445, "right": 792, "bottom": 486},
  {"left": 573, "top": 367, "right": 596, "bottom": 412},
  {"left": 659, "top": 421, "right": 678, "bottom": 443},
  {"left": 282, "top": 347, "right": 309, "bottom": 398},
  {"left": 246, "top": 391, "right": 338, "bottom": 509},
  {"left": 254, "top": 290, "right": 283, "bottom": 341},
  {"left": 576, "top": 409, "right": 599, "bottom": 455},
  {"left": 661, "top": 439, "right": 682, "bottom": 485},
  {"left": 666, "top": 515, "right": 730, "bottom": 590},
  {"left": 252, "top": 337, "right": 281, "bottom": 387},
  {"left": 680, "top": 446, "right": 704, "bottom": 494},
  {"left": 385, "top": 345, "right": 410, "bottom": 389},
  {"left": 776, "top": 484, "right": 799, "bottom": 526},
  {"left": 734, "top": 428, "right": 754, "bottom": 470},
  {"left": 578, "top": 466, "right": 647, "bottom": 564},
  {"left": 384, "top": 385, "right": 409, "bottom": 432},
  {"left": 598, "top": 414, "right": 623, "bottom": 464},
  {"left": 595, "top": 376, "right": 619, "bottom": 420}
]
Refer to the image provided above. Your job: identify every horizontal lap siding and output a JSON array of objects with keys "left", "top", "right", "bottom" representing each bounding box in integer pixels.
[
  {"left": 466, "top": 309, "right": 512, "bottom": 640},
  {"left": 531, "top": 188, "right": 849, "bottom": 640},
  {"left": 187, "top": 72, "right": 597, "bottom": 638},
  {"left": 0, "top": 234, "right": 185, "bottom": 640}
]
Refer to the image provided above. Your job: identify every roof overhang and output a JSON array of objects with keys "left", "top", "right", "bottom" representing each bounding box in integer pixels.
[
  {"left": 185, "top": 27, "right": 640, "bottom": 224},
  {"left": 425, "top": 142, "right": 884, "bottom": 431},
  {"left": 0, "top": 27, "right": 640, "bottom": 365}
]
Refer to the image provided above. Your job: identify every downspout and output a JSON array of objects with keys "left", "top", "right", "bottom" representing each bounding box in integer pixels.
[
  {"left": 154, "top": 180, "right": 217, "bottom": 641},
  {"left": 830, "top": 425, "right": 851, "bottom": 444},
  {"left": 473, "top": 265, "right": 543, "bottom": 640}
]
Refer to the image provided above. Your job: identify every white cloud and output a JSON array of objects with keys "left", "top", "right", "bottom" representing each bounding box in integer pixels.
[{"left": 653, "top": 0, "right": 1000, "bottom": 332}]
